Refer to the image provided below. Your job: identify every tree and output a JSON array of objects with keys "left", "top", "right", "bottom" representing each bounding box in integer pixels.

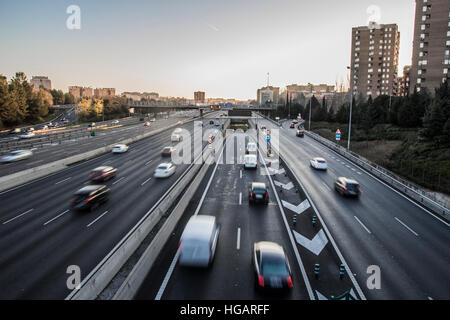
[
  {"left": 421, "top": 102, "right": 445, "bottom": 139},
  {"left": 50, "top": 89, "right": 64, "bottom": 105},
  {"left": 64, "top": 92, "right": 75, "bottom": 104}
]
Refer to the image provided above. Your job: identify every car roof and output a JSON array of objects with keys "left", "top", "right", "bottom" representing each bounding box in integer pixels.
[
  {"left": 76, "top": 185, "right": 105, "bottom": 194},
  {"left": 254, "top": 241, "right": 285, "bottom": 255},
  {"left": 182, "top": 215, "right": 216, "bottom": 241},
  {"left": 93, "top": 166, "right": 113, "bottom": 171},
  {"left": 245, "top": 154, "right": 257, "bottom": 158},
  {"left": 339, "top": 177, "right": 359, "bottom": 184},
  {"left": 313, "top": 157, "right": 326, "bottom": 161},
  {"left": 114, "top": 144, "right": 126, "bottom": 147},
  {"left": 251, "top": 182, "right": 266, "bottom": 189},
  {"left": 157, "top": 162, "right": 171, "bottom": 167}
]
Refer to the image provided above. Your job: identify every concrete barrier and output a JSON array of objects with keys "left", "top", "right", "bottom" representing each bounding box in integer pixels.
[
  {"left": 0, "top": 117, "right": 202, "bottom": 193},
  {"left": 112, "top": 150, "right": 214, "bottom": 300}
]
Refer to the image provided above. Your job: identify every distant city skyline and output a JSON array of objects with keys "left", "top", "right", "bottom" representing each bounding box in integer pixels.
[{"left": 0, "top": 0, "right": 416, "bottom": 100}]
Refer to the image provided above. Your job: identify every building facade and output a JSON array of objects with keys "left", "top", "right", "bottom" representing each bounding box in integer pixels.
[
  {"left": 69, "top": 86, "right": 93, "bottom": 101},
  {"left": 350, "top": 24, "right": 400, "bottom": 99},
  {"left": 94, "top": 88, "right": 116, "bottom": 99},
  {"left": 399, "top": 65, "right": 412, "bottom": 96},
  {"left": 194, "top": 91, "right": 206, "bottom": 103},
  {"left": 257, "top": 86, "right": 280, "bottom": 105},
  {"left": 410, "top": 0, "right": 450, "bottom": 94},
  {"left": 30, "top": 76, "right": 52, "bottom": 90}
]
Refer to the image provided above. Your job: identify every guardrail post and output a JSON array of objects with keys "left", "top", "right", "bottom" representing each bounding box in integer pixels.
[
  {"left": 293, "top": 214, "right": 297, "bottom": 226},
  {"left": 314, "top": 264, "right": 320, "bottom": 279},
  {"left": 339, "top": 264, "right": 345, "bottom": 279},
  {"left": 312, "top": 215, "right": 317, "bottom": 227}
]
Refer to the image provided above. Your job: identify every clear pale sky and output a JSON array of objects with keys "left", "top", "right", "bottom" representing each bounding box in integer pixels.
[{"left": 0, "top": 0, "right": 416, "bottom": 100}]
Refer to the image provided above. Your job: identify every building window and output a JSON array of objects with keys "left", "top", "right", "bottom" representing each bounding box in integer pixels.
[{"left": 444, "top": 68, "right": 448, "bottom": 74}]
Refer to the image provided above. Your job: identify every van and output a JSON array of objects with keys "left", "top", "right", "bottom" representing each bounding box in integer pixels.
[
  {"left": 179, "top": 215, "right": 220, "bottom": 267},
  {"left": 246, "top": 142, "right": 257, "bottom": 154}
]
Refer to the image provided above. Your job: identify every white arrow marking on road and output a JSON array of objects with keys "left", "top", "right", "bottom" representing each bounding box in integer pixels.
[
  {"left": 268, "top": 168, "right": 285, "bottom": 175},
  {"left": 282, "top": 199, "right": 310, "bottom": 214},
  {"left": 293, "top": 229, "right": 328, "bottom": 256},
  {"left": 274, "top": 180, "right": 294, "bottom": 190},
  {"left": 316, "top": 290, "right": 329, "bottom": 300}
]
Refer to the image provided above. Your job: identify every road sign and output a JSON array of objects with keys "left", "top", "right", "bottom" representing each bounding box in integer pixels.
[
  {"left": 336, "top": 129, "right": 341, "bottom": 141},
  {"left": 266, "top": 134, "right": 271, "bottom": 143}
]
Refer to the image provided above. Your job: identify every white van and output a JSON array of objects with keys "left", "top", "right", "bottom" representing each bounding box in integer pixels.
[
  {"left": 179, "top": 215, "right": 220, "bottom": 267},
  {"left": 171, "top": 128, "right": 183, "bottom": 142},
  {"left": 246, "top": 142, "right": 257, "bottom": 154}
]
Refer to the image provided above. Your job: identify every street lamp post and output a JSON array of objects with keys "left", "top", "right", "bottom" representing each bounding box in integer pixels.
[
  {"left": 308, "top": 96, "right": 312, "bottom": 131},
  {"left": 347, "top": 66, "right": 353, "bottom": 151}
]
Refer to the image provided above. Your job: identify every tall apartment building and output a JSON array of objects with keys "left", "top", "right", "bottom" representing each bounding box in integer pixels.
[
  {"left": 257, "top": 86, "right": 280, "bottom": 105},
  {"left": 94, "top": 88, "right": 116, "bottom": 99},
  {"left": 194, "top": 91, "right": 206, "bottom": 103},
  {"left": 69, "top": 86, "right": 93, "bottom": 101},
  {"left": 410, "top": 0, "right": 450, "bottom": 94},
  {"left": 399, "top": 65, "right": 412, "bottom": 96},
  {"left": 30, "top": 76, "right": 52, "bottom": 90},
  {"left": 350, "top": 24, "right": 400, "bottom": 99}
]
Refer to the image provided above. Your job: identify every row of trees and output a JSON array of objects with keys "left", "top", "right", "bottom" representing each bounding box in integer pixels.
[
  {"left": 276, "top": 81, "right": 450, "bottom": 142},
  {"left": 76, "top": 97, "right": 129, "bottom": 122}
]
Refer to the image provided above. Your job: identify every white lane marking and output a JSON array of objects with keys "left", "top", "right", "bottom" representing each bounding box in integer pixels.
[
  {"left": 240, "top": 170, "right": 242, "bottom": 179},
  {"left": 354, "top": 216, "right": 372, "bottom": 234},
  {"left": 112, "top": 177, "right": 125, "bottom": 185},
  {"left": 239, "top": 192, "right": 242, "bottom": 205},
  {"left": 145, "top": 160, "right": 153, "bottom": 166},
  {"left": 26, "top": 160, "right": 44, "bottom": 166},
  {"left": 274, "top": 180, "right": 294, "bottom": 190},
  {"left": 87, "top": 211, "right": 109, "bottom": 228},
  {"left": 282, "top": 199, "right": 311, "bottom": 215},
  {"left": 321, "top": 182, "right": 331, "bottom": 192},
  {"left": 237, "top": 227, "right": 241, "bottom": 250},
  {"left": 2, "top": 208, "right": 34, "bottom": 225},
  {"left": 395, "top": 217, "right": 419, "bottom": 236},
  {"left": 428, "top": 296, "right": 433, "bottom": 300},
  {"left": 293, "top": 229, "right": 328, "bottom": 256},
  {"left": 55, "top": 177, "right": 72, "bottom": 185},
  {"left": 357, "top": 172, "right": 362, "bottom": 175},
  {"left": 141, "top": 177, "right": 152, "bottom": 186},
  {"left": 44, "top": 209, "right": 69, "bottom": 226},
  {"left": 351, "top": 168, "right": 356, "bottom": 171}
]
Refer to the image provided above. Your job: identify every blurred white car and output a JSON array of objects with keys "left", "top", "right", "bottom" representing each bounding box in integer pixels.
[
  {"left": 154, "top": 163, "right": 176, "bottom": 178},
  {"left": 243, "top": 154, "right": 258, "bottom": 169},
  {"left": 171, "top": 128, "right": 183, "bottom": 142},
  {"left": 111, "top": 120, "right": 120, "bottom": 125},
  {"left": 112, "top": 144, "right": 129, "bottom": 153},
  {"left": 150, "top": 118, "right": 156, "bottom": 122},
  {"left": 310, "top": 157, "right": 328, "bottom": 170},
  {"left": 246, "top": 142, "right": 257, "bottom": 154},
  {"left": 19, "top": 132, "right": 35, "bottom": 139},
  {"left": 1, "top": 150, "right": 33, "bottom": 163}
]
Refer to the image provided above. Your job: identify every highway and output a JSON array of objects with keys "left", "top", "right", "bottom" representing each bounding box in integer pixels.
[
  {"left": 256, "top": 115, "right": 450, "bottom": 300},
  {"left": 0, "top": 114, "right": 218, "bottom": 299}
]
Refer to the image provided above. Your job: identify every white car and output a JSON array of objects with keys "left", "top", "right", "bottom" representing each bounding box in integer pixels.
[
  {"left": 19, "top": 132, "right": 35, "bottom": 139},
  {"left": 246, "top": 142, "right": 257, "bottom": 154},
  {"left": 171, "top": 128, "right": 183, "bottom": 142},
  {"left": 111, "top": 120, "right": 120, "bottom": 125},
  {"left": 243, "top": 154, "right": 258, "bottom": 169},
  {"left": 150, "top": 118, "right": 156, "bottom": 122},
  {"left": 310, "top": 157, "right": 328, "bottom": 170},
  {"left": 154, "top": 162, "right": 176, "bottom": 178},
  {"left": 1, "top": 150, "right": 33, "bottom": 163},
  {"left": 112, "top": 144, "right": 129, "bottom": 153}
]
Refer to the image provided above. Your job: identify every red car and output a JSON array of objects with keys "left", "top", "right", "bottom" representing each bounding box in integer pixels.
[
  {"left": 296, "top": 130, "right": 305, "bottom": 137},
  {"left": 89, "top": 166, "right": 117, "bottom": 182},
  {"left": 290, "top": 123, "right": 295, "bottom": 128},
  {"left": 161, "top": 146, "right": 175, "bottom": 157}
]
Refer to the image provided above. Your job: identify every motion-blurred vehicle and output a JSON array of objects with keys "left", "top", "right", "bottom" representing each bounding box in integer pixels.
[
  {"left": 310, "top": 157, "right": 328, "bottom": 170},
  {"left": 171, "top": 128, "right": 183, "bottom": 142},
  {"left": 335, "top": 177, "right": 361, "bottom": 198},
  {"left": 9, "top": 128, "right": 21, "bottom": 134},
  {"left": 71, "top": 185, "right": 110, "bottom": 211},
  {"left": 154, "top": 162, "right": 176, "bottom": 178},
  {"left": 27, "top": 127, "right": 35, "bottom": 132},
  {"left": 289, "top": 123, "right": 295, "bottom": 129},
  {"left": 111, "top": 120, "right": 120, "bottom": 125},
  {"left": 296, "top": 130, "right": 305, "bottom": 137},
  {"left": 19, "top": 132, "right": 35, "bottom": 139},
  {"left": 246, "top": 142, "right": 257, "bottom": 154},
  {"left": 253, "top": 241, "right": 293, "bottom": 290},
  {"left": 161, "top": 146, "right": 175, "bottom": 157},
  {"left": 150, "top": 118, "right": 156, "bottom": 122},
  {"left": 112, "top": 144, "right": 129, "bottom": 153},
  {"left": 38, "top": 125, "right": 48, "bottom": 130},
  {"left": 292, "top": 120, "right": 298, "bottom": 124},
  {"left": 144, "top": 121, "right": 151, "bottom": 127},
  {"left": 89, "top": 166, "right": 117, "bottom": 182},
  {"left": 209, "top": 120, "right": 214, "bottom": 125},
  {"left": 0, "top": 150, "right": 33, "bottom": 163},
  {"left": 249, "top": 182, "right": 269, "bottom": 205},
  {"left": 244, "top": 154, "right": 258, "bottom": 170},
  {"left": 88, "top": 122, "right": 96, "bottom": 128},
  {"left": 179, "top": 215, "right": 220, "bottom": 267},
  {"left": 177, "top": 121, "right": 183, "bottom": 125}
]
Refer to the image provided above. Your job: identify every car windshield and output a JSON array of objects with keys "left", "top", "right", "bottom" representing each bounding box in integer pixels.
[
  {"left": 347, "top": 183, "right": 359, "bottom": 190},
  {"left": 10, "top": 151, "right": 22, "bottom": 155},
  {"left": 261, "top": 255, "right": 288, "bottom": 276},
  {"left": 157, "top": 165, "right": 168, "bottom": 170},
  {"left": 163, "top": 148, "right": 171, "bottom": 152},
  {"left": 317, "top": 160, "right": 326, "bottom": 163}
]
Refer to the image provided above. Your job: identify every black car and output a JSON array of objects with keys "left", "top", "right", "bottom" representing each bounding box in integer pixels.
[
  {"left": 253, "top": 241, "right": 293, "bottom": 290},
  {"left": 209, "top": 120, "right": 214, "bottom": 125},
  {"left": 296, "top": 130, "right": 305, "bottom": 137},
  {"left": 335, "top": 177, "right": 361, "bottom": 197},
  {"left": 161, "top": 146, "right": 175, "bottom": 157},
  {"left": 249, "top": 182, "right": 269, "bottom": 205},
  {"left": 71, "top": 185, "right": 110, "bottom": 211}
]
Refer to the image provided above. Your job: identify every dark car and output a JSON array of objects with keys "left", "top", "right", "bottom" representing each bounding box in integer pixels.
[
  {"left": 161, "top": 146, "right": 175, "bottom": 157},
  {"left": 335, "top": 177, "right": 361, "bottom": 197},
  {"left": 253, "top": 241, "right": 293, "bottom": 290},
  {"left": 71, "top": 185, "right": 110, "bottom": 211},
  {"left": 296, "top": 130, "right": 305, "bottom": 137},
  {"left": 289, "top": 123, "right": 295, "bottom": 128},
  {"left": 209, "top": 120, "right": 214, "bottom": 125},
  {"left": 249, "top": 182, "right": 269, "bottom": 205},
  {"left": 89, "top": 166, "right": 117, "bottom": 182}
]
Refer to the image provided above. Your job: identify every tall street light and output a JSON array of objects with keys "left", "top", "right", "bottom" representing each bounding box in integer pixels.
[
  {"left": 347, "top": 66, "right": 354, "bottom": 151},
  {"left": 308, "top": 95, "right": 312, "bottom": 131}
]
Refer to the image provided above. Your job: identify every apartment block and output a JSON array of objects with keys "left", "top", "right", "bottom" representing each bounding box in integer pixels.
[
  {"left": 94, "top": 88, "right": 116, "bottom": 99},
  {"left": 257, "top": 86, "right": 280, "bottom": 105},
  {"left": 410, "top": 0, "right": 450, "bottom": 94},
  {"left": 69, "top": 86, "right": 93, "bottom": 101},
  {"left": 194, "top": 91, "right": 206, "bottom": 103},
  {"left": 350, "top": 24, "right": 400, "bottom": 99},
  {"left": 30, "top": 76, "right": 52, "bottom": 90}
]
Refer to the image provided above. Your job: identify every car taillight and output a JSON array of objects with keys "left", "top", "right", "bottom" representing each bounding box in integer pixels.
[
  {"left": 250, "top": 192, "right": 253, "bottom": 198},
  {"left": 178, "top": 241, "right": 182, "bottom": 251},
  {"left": 70, "top": 197, "right": 77, "bottom": 203},
  {"left": 343, "top": 186, "right": 347, "bottom": 191},
  {"left": 286, "top": 276, "right": 293, "bottom": 288},
  {"left": 258, "top": 275, "right": 264, "bottom": 287},
  {"left": 243, "top": 161, "right": 246, "bottom": 165},
  {"left": 265, "top": 192, "right": 269, "bottom": 199},
  {"left": 84, "top": 196, "right": 94, "bottom": 203}
]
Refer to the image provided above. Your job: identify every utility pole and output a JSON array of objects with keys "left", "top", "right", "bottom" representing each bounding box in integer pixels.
[
  {"left": 347, "top": 66, "right": 353, "bottom": 151},
  {"left": 308, "top": 96, "right": 312, "bottom": 131}
]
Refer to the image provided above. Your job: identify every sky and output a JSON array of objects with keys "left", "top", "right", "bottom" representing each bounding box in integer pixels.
[{"left": 0, "top": 0, "right": 416, "bottom": 100}]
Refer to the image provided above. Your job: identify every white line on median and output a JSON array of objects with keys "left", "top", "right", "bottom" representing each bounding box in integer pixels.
[
  {"left": 113, "top": 177, "right": 125, "bottom": 185},
  {"left": 321, "top": 182, "right": 331, "bottom": 191},
  {"left": 44, "top": 209, "right": 69, "bottom": 226},
  {"left": 141, "top": 177, "right": 152, "bottom": 186},
  {"left": 55, "top": 177, "right": 72, "bottom": 185},
  {"left": 87, "top": 211, "right": 109, "bottom": 228},
  {"left": 145, "top": 160, "right": 153, "bottom": 166},
  {"left": 239, "top": 192, "right": 242, "bottom": 205},
  {"left": 2, "top": 208, "right": 34, "bottom": 225},
  {"left": 240, "top": 169, "right": 242, "bottom": 179},
  {"left": 354, "top": 216, "right": 372, "bottom": 234},
  {"left": 237, "top": 227, "right": 241, "bottom": 250},
  {"left": 395, "top": 217, "right": 419, "bottom": 236}
]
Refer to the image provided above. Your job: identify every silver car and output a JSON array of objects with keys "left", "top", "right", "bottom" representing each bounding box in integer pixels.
[{"left": 1, "top": 150, "right": 33, "bottom": 163}]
